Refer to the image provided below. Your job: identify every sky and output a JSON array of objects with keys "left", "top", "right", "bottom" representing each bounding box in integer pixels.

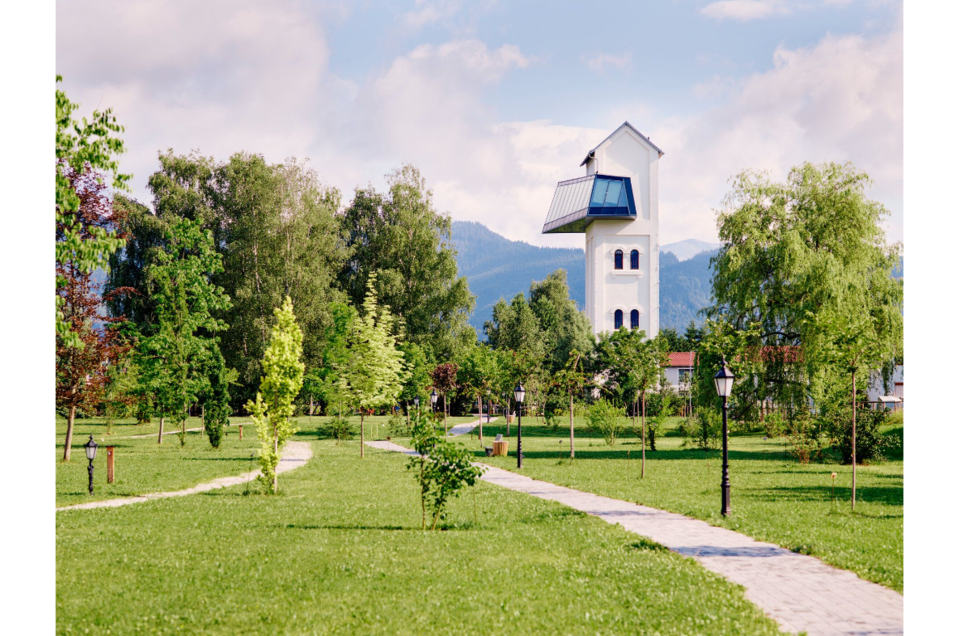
[{"left": 55, "top": 0, "right": 903, "bottom": 249}]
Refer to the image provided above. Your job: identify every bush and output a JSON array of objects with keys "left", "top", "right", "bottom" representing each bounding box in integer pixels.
[
  {"left": 785, "top": 411, "right": 823, "bottom": 464},
  {"left": 586, "top": 399, "right": 625, "bottom": 446},
  {"left": 839, "top": 408, "right": 890, "bottom": 465},
  {"left": 645, "top": 411, "right": 668, "bottom": 451},
  {"left": 680, "top": 409, "right": 720, "bottom": 451},
  {"left": 318, "top": 417, "right": 355, "bottom": 443},
  {"left": 388, "top": 413, "right": 406, "bottom": 437}
]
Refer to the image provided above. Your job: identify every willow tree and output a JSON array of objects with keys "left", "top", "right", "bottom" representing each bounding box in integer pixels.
[
  {"left": 709, "top": 162, "right": 902, "bottom": 419},
  {"left": 247, "top": 297, "right": 304, "bottom": 493},
  {"left": 338, "top": 275, "right": 407, "bottom": 457}
]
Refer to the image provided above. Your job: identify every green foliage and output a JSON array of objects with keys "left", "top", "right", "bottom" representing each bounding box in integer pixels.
[
  {"left": 339, "top": 165, "right": 476, "bottom": 363},
  {"left": 56, "top": 77, "right": 130, "bottom": 348},
  {"left": 338, "top": 275, "right": 407, "bottom": 452},
  {"left": 528, "top": 270, "right": 594, "bottom": 372},
  {"left": 398, "top": 341, "right": 431, "bottom": 406},
  {"left": 202, "top": 349, "right": 232, "bottom": 449},
  {"left": 135, "top": 216, "right": 231, "bottom": 438},
  {"left": 247, "top": 297, "right": 305, "bottom": 492},
  {"left": 585, "top": 400, "right": 625, "bottom": 446},
  {"left": 680, "top": 410, "right": 720, "bottom": 451},
  {"left": 838, "top": 408, "right": 890, "bottom": 465},
  {"left": 317, "top": 417, "right": 355, "bottom": 443},
  {"left": 407, "top": 412, "right": 485, "bottom": 530}
]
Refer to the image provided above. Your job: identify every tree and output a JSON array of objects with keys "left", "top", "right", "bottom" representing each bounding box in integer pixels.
[
  {"left": 585, "top": 399, "right": 625, "bottom": 446},
  {"left": 338, "top": 274, "right": 407, "bottom": 457},
  {"left": 529, "top": 270, "right": 594, "bottom": 372},
  {"left": 458, "top": 344, "right": 498, "bottom": 444},
  {"left": 806, "top": 277, "right": 901, "bottom": 509},
  {"left": 595, "top": 329, "right": 667, "bottom": 477},
  {"left": 551, "top": 349, "right": 590, "bottom": 458},
  {"left": 56, "top": 168, "right": 131, "bottom": 461},
  {"left": 56, "top": 77, "right": 130, "bottom": 348},
  {"left": 709, "top": 162, "right": 902, "bottom": 418},
  {"left": 247, "top": 297, "right": 305, "bottom": 492},
  {"left": 398, "top": 342, "right": 431, "bottom": 429},
  {"left": 407, "top": 411, "right": 485, "bottom": 531},
  {"left": 202, "top": 346, "right": 233, "bottom": 449},
  {"left": 339, "top": 165, "right": 476, "bottom": 362},
  {"left": 136, "top": 217, "right": 230, "bottom": 444},
  {"left": 430, "top": 362, "right": 459, "bottom": 436}
]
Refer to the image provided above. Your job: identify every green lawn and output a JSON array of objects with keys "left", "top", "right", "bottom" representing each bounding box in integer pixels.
[
  {"left": 55, "top": 414, "right": 478, "bottom": 507},
  {"left": 441, "top": 415, "right": 904, "bottom": 592},
  {"left": 57, "top": 440, "right": 783, "bottom": 635}
]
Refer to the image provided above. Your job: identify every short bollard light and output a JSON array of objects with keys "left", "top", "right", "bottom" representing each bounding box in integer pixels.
[
  {"left": 84, "top": 435, "right": 98, "bottom": 495},
  {"left": 831, "top": 472, "right": 837, "bottom": 499}
]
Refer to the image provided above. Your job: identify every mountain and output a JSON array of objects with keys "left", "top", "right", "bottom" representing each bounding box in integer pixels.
[
  {"left": 450, "top": 221, "right": 715, "bottom": 336},
  {"left": 660, "top": 238, "right": 721, "bottom": 262},
  {"left": 450, "top": 221, "right": 586, "bottom": 333}
]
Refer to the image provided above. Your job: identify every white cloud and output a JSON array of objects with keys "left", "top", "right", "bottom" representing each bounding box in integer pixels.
[
  {"left": 700, "top": 0, "right": 791, "bottom": 21},
  {"left": 56, "top": 2, "right": 902, "bottom": 250},
  {"left": 403, "top": 0, "right": 464, "bottom": 28},
  {"left": 585, "top": 53, "right": 631, "bottom": 72}
]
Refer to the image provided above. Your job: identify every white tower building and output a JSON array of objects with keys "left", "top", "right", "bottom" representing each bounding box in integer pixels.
[{"left": 542, "top": 122, "right": 662, "bottom": 337}]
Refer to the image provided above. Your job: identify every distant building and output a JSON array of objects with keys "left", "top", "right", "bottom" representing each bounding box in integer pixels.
[
  {"left": 542, "top": 122, "right": 662, "bottom": 338},
  {"left": 663, "top": 352, "right": 695, "bottom": 392}
]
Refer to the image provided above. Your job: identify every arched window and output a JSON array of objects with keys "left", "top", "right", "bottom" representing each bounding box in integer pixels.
[
  {"left": 614, "top": 249, "right": 623, "bottom": 270},
  {"left": 630, "top": 249, "right": 639, "bottom": 270},
  {"left": 630, "top": 309, "right": 640, "bottom": 329},
  {"left": 614, "top": 309, "right": 623, "bottom": 330}
]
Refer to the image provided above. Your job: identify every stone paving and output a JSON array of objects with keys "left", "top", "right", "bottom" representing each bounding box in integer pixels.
[
  {"left": 365, "top": 440, "right": 903, "bottom": 636},
  {"left": 447, "top": 415, "right": 498, "bottom": 437},
  {"left": 57, "top": 441, "right": 312, "bottom": 512}
]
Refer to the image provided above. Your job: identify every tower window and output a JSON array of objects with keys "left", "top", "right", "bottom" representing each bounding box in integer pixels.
[
  {"left": 614, "top": 309, "right": 623, "bottom": 330},
  {"left": 614, "top": 249, "right": 623, "bottom": 270},
  {"left": 630, "top": 249, "right": 639, "bottom": 270},
  {"left": 630, "top": 309, "right": 640, "bottom": 329}
]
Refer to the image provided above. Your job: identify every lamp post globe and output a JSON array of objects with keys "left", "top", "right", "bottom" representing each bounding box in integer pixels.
[
  {"left": 413, "top": 396, "right": 420, "bottom": 414},
  {"left": 713, "top": 356, "right": 735, "bottom": 517},
  {"left": 513, "top": 383, "right": 525, "bottom": 469},
  {"left": 430, "top": 389, "right": 438, "bottom": 414},
  {"left": 84, "top": 435, "right": 98, "bottom": 495}
]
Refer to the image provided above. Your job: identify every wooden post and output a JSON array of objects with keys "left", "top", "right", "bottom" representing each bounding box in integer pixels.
[
  {"left": 238, "top": 424, "right": 243, "bottom": 440},
  {"left": 106, "top": 446, "right": 115, "bottom": 484}
]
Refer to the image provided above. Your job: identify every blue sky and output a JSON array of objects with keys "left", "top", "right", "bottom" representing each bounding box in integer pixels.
[{"left": 56, "top": 0, "right": 903, "bottom": 248}]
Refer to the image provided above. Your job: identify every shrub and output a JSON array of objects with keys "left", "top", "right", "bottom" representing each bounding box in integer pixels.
[
  {"left": 645, "top": 411, "right": 668, "bottom": 451},
  {"left": 388, "top": 413, "right": 405, "bottom": 437},
  {"left": 318, "top": 417, "right": 355, "bottom": 443},
  {"left": 407, "top": 412, "right": 484, "bottom": 530},
  {"left": 839, "top": 408, "right": 890, "bottom": 465},
  {"left": 680, "top": 409, "right": 720, "bottom": 451},
  {"left": 785, "top": 412, "right": 823, "bottom": 464},
  {"left": 586, "top": 399, "right": 625, "bottom": 446}
]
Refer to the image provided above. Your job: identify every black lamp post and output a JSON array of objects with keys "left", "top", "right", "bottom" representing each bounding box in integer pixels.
[
  {"left": 430, "top": 389, "right": 438, "bottom": 416},
  {"left": 414, "top": 396, "right": 420, "bottom": 416},
  {"left": 713, "top": 356, "right": 735, "bottom": 517},
  {"left": 84, "top": 435, "right": 98, "bottom": 495},
  {"left": 514, "top": 383, "right": 526, "bottom": 469}
]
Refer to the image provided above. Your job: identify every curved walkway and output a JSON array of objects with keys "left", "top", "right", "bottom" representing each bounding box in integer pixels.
[
  {"left": 447, "top": 415, "right": 498, "bottom": 437},
  {"left": 57, "top": 441, "right": 312, "bottom": 512},
  {"left": 365, "top": 439, "right": 902, "bottom": 636}
]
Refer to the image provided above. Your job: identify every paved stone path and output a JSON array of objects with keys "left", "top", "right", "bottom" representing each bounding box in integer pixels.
[
  {"left": 365, "top": 440, "right": 902, "bottom": 636},
  {"left": 116, "top": 422, "right": 250, "bottom": 439},
  {"left": 57, "top": 441, "right": 312, "bottom": 512},
  {"left": 447, "top": 415, "right": 498, "bottom": 437}
]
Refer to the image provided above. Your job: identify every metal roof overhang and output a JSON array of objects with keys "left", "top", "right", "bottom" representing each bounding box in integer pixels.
[{"left": 541, "top": 174, "right": 636, "bottom": 234}]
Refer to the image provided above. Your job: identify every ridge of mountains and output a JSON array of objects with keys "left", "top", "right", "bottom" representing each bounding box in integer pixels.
[{"left": 450, "top": 221, "right": 716, "bottom": 336}]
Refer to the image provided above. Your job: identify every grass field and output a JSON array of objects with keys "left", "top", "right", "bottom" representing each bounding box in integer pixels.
[
  {"left": 55, "top": 414, "right": 478, "bottom": 507},
  {"left": 56, "top": 440, "right": 783, "bottom": 635},
  {"left": 440, "top": 414, "right": 904, "bottom": 592}
]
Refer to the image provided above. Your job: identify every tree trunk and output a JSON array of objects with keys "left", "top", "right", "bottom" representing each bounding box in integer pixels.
[
  {"left": 360, "top": 412, "right": 365, "bottom": 458},
  {"left": 641, "top": 391, "right": 647, "bottom": 479},
  {"left": 569, "top": 393, "right": 575, "bottom": 458},
  {"left": 478, "top": 395, "right": 483, "bottom": 444},
  {"left": 506, "top": 398, "right": 511, "bottom": 437},
  {"left": 157, "top": 416, "right": 165, "bottom": 444},
  {"left": 310, "top": 395, "right": 314, "bottom": 420},
  {"left": 420, "top": 459, "right": 426, "bottom": 530},
  {"left": 63, "top": 405, "right": 76, "bottom": 462},
  {"left": 443, "top": 395, "right": 448, "bottom": 436},
  {"left": 273, "top": 426, "right": 279, "bottom": 494},
  {"left": 851, "top": 370, "right": 857, "bottom": 511},
  {"left": 406, "top": 400, "right": 410, "bottom": 430}
]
